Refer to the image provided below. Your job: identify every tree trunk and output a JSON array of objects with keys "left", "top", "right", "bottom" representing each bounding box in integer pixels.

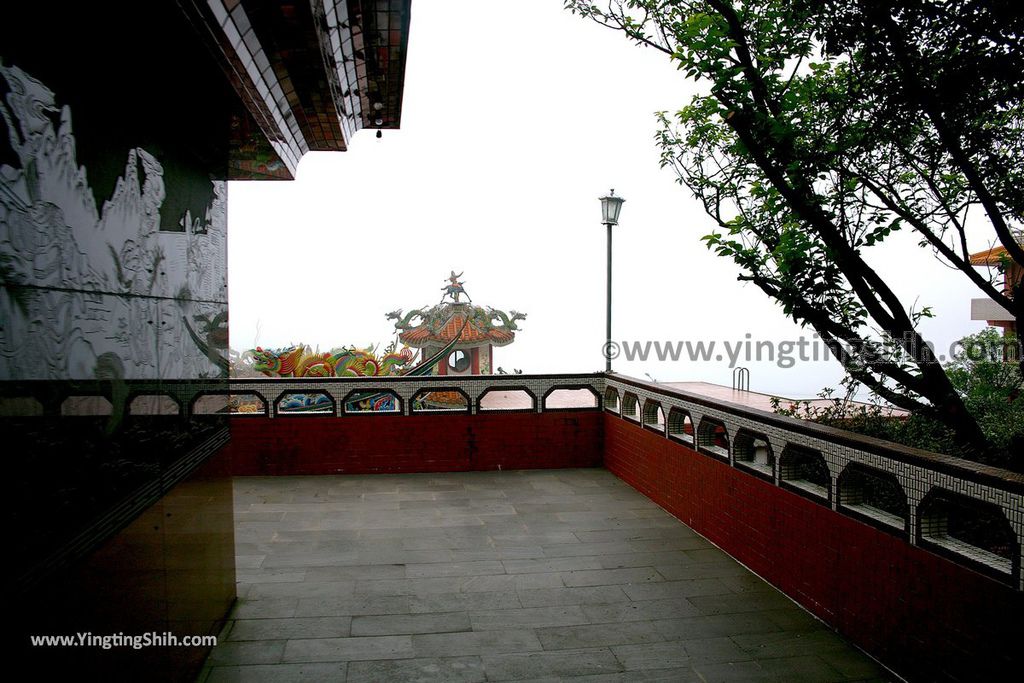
[{"left": 933, "top": 387, "right": 998, "bottom": 462}]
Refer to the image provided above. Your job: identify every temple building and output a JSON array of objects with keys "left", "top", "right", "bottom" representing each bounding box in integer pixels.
[
  {"left": 388, "top": 272, "right": 525, "bottom": 375},
  {"left": 2, "top": 1, "right": 412, "bottom": 679}
]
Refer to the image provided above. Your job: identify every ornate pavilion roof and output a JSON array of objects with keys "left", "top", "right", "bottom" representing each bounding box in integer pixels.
[
  {"left": 398, "top": 303, "right": 517, "bottom": 347},
  {"left": 388, "top": 274, "right": 526, "bottom": 349}
]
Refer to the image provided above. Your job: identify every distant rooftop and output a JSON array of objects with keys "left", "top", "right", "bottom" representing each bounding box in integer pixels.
[{"left": 970, "top": 246, "right": 1010, "bottom": 266}]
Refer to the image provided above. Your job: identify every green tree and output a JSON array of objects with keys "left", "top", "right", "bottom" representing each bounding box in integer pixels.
[
  {"left": 565, "top": 0, "right": 1023, "bottom": 460},
  {"left": 946, "top": 328, "right": 1024, "bottom": 457},
  {"left": 772, "top": 329, "right": 1023, "bottom": 465}
]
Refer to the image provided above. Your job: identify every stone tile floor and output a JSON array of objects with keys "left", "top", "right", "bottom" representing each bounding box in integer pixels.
[{"left": 199, "top": 469, "right": 892, "bottom": 682}]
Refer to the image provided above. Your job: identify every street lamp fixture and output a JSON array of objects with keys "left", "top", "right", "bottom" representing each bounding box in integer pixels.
[
  {"left": 599, "top": 189, "right": 625, "bottom": 226},
  {"left": 599, "top": 189, "right": 624, "bottom": 373}
]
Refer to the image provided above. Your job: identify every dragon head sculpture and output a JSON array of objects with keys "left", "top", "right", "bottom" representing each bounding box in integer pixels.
[{"left": 251, "top": 346, "right": 293, "bottom": 376}]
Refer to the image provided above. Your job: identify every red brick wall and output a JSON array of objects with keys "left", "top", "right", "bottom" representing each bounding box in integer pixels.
[
  {"left": 604, "top": 414, "right": 1023, "bottom": 683},
  {"left": 227, "top": 411, "right": 603, "bottom": 475}
]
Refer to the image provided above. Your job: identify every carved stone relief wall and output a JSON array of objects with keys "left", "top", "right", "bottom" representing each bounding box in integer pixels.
[{"left": 0, "top": 62, "right": 228, "bottom": 380}]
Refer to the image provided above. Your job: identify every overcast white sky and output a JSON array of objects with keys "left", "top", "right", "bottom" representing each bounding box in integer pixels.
[{"left": 228, "top": 0, "right": 989, "bottom": 399}]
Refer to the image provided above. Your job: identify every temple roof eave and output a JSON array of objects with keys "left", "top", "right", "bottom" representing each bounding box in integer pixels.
[
  {"left": 390, "top": 291, "right": 524, "bottom": 350},
  {"left": 398, "top": 331, "right": 515, "bottom": 348},
  {"left": 969, "top": 246, "right": 1011, "bottom": 266}
]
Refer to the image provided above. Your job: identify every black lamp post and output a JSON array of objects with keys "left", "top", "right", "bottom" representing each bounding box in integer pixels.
[{"left": 599, "top": 189, "right": 625, "bottom": 372}]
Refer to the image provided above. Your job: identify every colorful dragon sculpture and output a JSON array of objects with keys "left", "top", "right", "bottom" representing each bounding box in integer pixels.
[
  {"left": 244, "top": 276, "right": 487, "bottom": 413},
  {"left": 246, "top": 314, "right": 472, "bottom": 413},
  {"left": 250, "top": 344, "right": 414, "bottom": 378}
]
